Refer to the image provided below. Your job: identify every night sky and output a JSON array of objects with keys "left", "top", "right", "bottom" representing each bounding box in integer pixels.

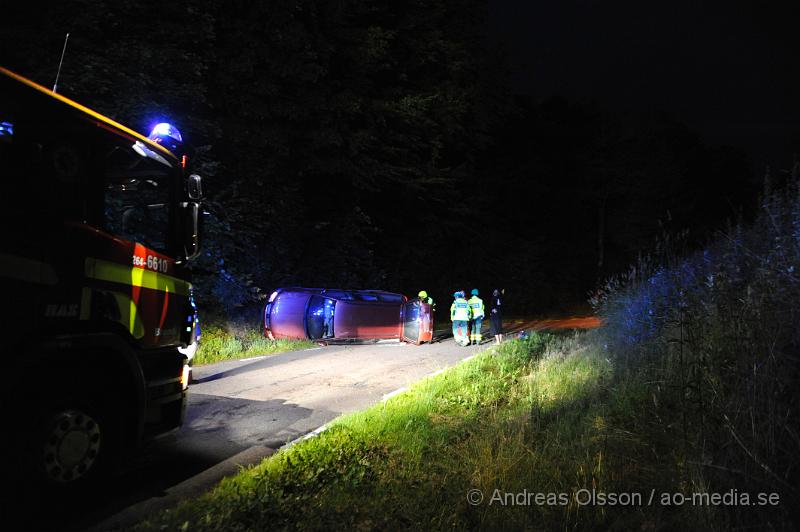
[{"left": 489, "top": 0, "right": 800, "bottom": 173}]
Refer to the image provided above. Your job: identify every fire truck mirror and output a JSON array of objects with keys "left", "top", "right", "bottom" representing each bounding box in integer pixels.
[{"left": 187, "top": 174, "right": 203, "bottom": 200}]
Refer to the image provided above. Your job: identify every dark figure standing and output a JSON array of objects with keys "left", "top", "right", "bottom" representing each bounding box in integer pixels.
[{"left": 490, "top": 288, "right": 504, "bottom": 344}]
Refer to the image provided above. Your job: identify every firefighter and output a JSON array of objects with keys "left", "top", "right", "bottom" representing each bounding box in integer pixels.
[
  {"left": 450, "top": 291, "right": 472, "bottom": 346},
  {"left": 417, "top": 290, "right": 435, "bottom": 343},
  {"left": 468, "top": 288, "right": 485, "bottom": 345},
  {"left": 418, "top": 290, "right": 435, "bottom": 309}
]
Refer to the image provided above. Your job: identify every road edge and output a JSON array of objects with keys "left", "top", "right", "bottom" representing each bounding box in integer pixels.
[
  {"left": 89, "top": 445, "right": 276, "bottom": 532},
  {"left": 92, "top": 341, "right": 501, "bottom": 530}
]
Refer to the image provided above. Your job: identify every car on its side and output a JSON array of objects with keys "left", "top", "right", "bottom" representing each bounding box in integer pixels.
[{"left": 264, "top": 287, "right": 433, "bottom": 345}]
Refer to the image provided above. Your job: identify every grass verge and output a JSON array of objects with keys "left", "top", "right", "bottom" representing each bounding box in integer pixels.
[
  {"left": 130, "top": 331, "right": 755, "bottom": 531},
  {"left": 193, "top": 323, "right": 314, "bottom": 366}
]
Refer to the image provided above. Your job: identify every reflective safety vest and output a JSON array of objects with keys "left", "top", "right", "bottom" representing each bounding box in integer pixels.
[
  {"left": 468, "top": 296, "right": 485, "bottom": 319},
  {"left": 450, "top": 297, "right": 471, "bottom": 321}
]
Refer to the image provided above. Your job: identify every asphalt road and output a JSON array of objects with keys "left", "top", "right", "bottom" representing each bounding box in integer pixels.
[
  {"left": 55, "top": 328, "right": 488, "bottom": 531},
  {"left": 26, "top": 317, "right": 598, "bottom": 532}
]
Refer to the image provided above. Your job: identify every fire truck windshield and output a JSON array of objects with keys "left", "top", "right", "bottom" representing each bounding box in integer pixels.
[{"left": 104, "top": 147, "right": 173, "bottom": 253}]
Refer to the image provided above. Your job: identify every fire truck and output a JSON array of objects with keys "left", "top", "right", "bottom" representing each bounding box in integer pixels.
[{"left": 0, "top": 66, "right": 203, "bottom": 491}]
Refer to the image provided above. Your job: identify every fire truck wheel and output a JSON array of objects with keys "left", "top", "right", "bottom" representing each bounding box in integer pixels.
[
  {"left": 38, "top": 408, "right": 103, "bottom": 483},
  {"left": 26, "top": 384, "right": 122, "bottom": 490}
]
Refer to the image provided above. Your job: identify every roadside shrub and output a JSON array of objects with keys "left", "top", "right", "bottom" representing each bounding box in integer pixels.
[
  {"left": 591, "top": 166, "right": 800, "bottom": 529},
  {"left": 194, "top": 322, "right": 313, "bottom": 365}
]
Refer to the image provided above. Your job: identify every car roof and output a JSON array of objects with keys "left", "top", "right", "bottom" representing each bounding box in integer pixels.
[{"left": 274, "top": 287, "right": 406, "bottom": 303}]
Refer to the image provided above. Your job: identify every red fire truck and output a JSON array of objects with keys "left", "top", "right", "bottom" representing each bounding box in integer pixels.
[{"left": 0, "top": 66, "right": 203, "bottom": 491}]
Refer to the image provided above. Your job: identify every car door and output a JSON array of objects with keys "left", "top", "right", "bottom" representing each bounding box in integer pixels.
[{"left": 402, "top": 300, "right": 432, "bottom": 345}]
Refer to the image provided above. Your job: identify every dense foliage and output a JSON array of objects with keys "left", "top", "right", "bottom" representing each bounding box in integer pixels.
[
  {"left": 591, "top": 164, "right": 800, "bottom": 528},
  {"left": 0, "top": 0, "right": 757, "bottom": 320}
]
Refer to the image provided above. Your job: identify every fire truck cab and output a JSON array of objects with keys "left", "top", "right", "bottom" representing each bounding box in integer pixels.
[{"left": 0, "top": 67, "right": 203, "bottom": 493}]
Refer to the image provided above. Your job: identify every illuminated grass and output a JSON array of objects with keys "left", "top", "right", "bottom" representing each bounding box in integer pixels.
[
  {"left": 193, "top": 324, "right": 314, "bottom": 365},
  {"left": 131, "top": 332, "right": 715, "bottom": 531}
]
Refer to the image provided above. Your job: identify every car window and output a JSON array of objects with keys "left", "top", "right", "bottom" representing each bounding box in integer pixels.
[
  {"left": 378, "top": 293, "right": 404, "bottom": 303},
  {"left": 264, "top": 302, "right": 272, "bottom": 330},
  {"left": 322, "top": 290, "right": 352, "bottom": 300},
  {"left": 307, "top": 296, "right": 336, "bottom": 339}
]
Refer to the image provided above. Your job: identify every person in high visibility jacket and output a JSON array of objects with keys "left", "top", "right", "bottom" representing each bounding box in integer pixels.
[
  {"left": 467, "top": 288, "right": 485, "bottom": 345},
  {"left": 450, "top": 290, "right": 472, "bottom": 346},
  {"left": 417, "top": 290, "right": 435, "bottom": 343},
  {"left": 418, "top": 290, "right": 435, "bottom": 309}
]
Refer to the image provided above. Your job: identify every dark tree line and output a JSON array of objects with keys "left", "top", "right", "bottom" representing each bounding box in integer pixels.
[{"left": 1, "top": 0, "right": 758, "bottom": 320}]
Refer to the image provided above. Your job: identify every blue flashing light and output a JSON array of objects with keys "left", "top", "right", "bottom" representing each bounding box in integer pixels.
[
  {"left": 149, "top": 122, "right": 182, "bottom": 142},
  {"left": 0, "top": 121, "right": 14, "bottom": 137},
  {"left": 148, "top": 122, "right": 183, "bottom": 153}
]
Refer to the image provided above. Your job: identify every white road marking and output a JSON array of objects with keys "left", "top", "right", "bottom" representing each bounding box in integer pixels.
[
  {"left": 382, "top": 386, "right": 408, "bottom": 401},
  {"left": 282, "top": 422, "right": 332, "bottom": 450},
  {"left": 240, "top": 355, "right": 267, "bottom": 362},
  {"left": 240, "top": 344, "right": 324, "bottom": 361}
]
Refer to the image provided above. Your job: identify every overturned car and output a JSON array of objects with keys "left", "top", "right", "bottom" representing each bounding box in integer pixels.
[{"left": 264, "top": 287, "right": 433, "bottom": 345}]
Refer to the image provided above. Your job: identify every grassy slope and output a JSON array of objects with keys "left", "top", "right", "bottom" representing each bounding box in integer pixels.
[{"left": 131, "top": 332, "right": 731, "bottom": 531}]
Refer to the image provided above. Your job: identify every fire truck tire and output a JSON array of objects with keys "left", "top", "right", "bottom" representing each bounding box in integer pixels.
[{"left": 24, "top": 378, "right": 123, "bottom": 493}]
